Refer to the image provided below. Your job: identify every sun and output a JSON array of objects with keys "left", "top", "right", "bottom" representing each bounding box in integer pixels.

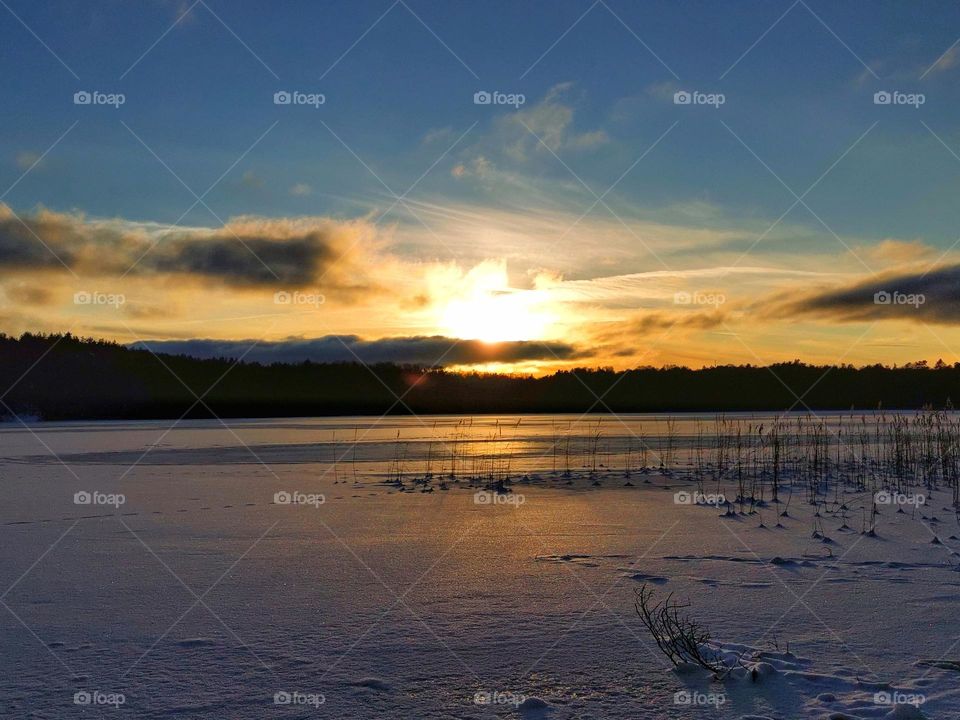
[
  {"left": 441, "top": 292, "right": 549, "bottom": 342},
  {"left": 439, "top": 263, "right": 553, "bottom": 343}
]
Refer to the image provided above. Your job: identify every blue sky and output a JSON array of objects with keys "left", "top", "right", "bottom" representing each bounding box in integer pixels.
[
  {"left": 3, "top": 0, "right": 958, "bottom": 231},
  {"left": 3, "top": 1, "right": 960, "bottom": 369}
]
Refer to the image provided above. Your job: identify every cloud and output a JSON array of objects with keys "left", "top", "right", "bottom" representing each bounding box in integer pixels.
[
  {"left": 858, "top": 238, "right": 935, "bottom": 266},
  {"left": 774, "top": 263, "right": 960, "bottom": 324},
  {"left": 290, "top": 183, "right": 312, "bottom": 196},
  {"left": 421, "top": 126, "right": 456, "bottom": 146},
  {"left": 150, "top": 221, "right": 337, "bottom": 287},
  {"left": 0, "top": 204, "right": 90, "bottom": 269},
  {"left": 576, "top": 306, "right": 741, "bottom": 368},
  {"left": 450, "top": 155, "right": 493, "bottom": 180},
  {"left": 566, "top": 129, "right": 609, "bottom": 150},
  {"left": 626, "top": 309, "right": 729, "bottom": 332},
  {"left": 541, "top": 265, "right": 836, "bottom": 309},
  {"left": 0, "top": 204, "right": 375, "bottom": 291},
  {"left": 388, "top": 197, "right": 788, "bottom": 279},
  {"left": 587, "top": 309, "right": 731, "bottom": 357},
  {"left": 148, "top": 216, "right": 380, "bottom": 293},
  {"left": 487, "top": 83, "right": 610, "bottom": 162},
  {"left": 132, "top": 335, "right": 586, "bottom": 366}
]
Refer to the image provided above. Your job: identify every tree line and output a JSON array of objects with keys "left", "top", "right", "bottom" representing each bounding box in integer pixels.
[{"left": 1, "top": 333, "right": 958, "bottom": 420}]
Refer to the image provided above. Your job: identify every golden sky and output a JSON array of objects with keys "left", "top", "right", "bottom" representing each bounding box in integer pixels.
[{"left": 2, "top": 199, "right": 958, "bottom": 374}]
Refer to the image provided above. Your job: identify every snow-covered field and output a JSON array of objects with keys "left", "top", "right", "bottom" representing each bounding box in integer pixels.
[{"left": 1, "top": 415, "right": 958, "bottom": 718}]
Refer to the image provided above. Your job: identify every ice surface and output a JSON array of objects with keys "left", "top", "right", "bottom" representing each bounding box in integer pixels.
[{"left": 0, "top": 416, "right": 957, "bottom": 718}]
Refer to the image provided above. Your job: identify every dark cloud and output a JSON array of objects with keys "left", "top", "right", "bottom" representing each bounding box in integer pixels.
[
  {"left": 0, "top": 204, "right": 371, "bottom": 291},
  {"left": 131, "top": 335, "right": 586, "bottom": 366},
  {"left": 780, "top": 264, "right": 960, "bottom": 324},
  {"left": 149, "top": 229, "right": 336, "bottom": 287},
  {"left": 0, "top": 205, "right": 83, "bottom": 268},
  {"left": 628, "top": 309, "right": 728, "bottom": 332}
]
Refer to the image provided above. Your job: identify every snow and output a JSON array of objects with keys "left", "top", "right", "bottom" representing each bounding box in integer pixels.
[{"left": 0, "top": 415, "right": 958, "bottom": 718}]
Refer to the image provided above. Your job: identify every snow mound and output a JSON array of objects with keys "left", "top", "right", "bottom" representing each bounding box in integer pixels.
[
  {"left": 348, "top": 676, "right": 392, "bottom": 691},
  {"left": 517, "top": 696, "right": 550, "bottom": 714}
]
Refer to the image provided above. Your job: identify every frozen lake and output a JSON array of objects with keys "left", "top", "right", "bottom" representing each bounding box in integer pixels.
[{"left": 1, "top": 415, "right": 958, "bottom": 718}]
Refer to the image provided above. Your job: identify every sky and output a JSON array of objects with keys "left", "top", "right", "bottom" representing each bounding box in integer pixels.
[{"left": 3, "top": 0, "right": 960, "bottom": 373}]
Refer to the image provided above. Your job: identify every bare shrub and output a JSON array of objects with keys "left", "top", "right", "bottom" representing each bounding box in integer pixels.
[{"left": 634, "top": 584, "right": 735, "bottom": 677}]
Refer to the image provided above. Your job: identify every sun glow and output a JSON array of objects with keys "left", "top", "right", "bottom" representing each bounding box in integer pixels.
[{"left": 439, "top": 262, "right": 553, "bottom": 342}]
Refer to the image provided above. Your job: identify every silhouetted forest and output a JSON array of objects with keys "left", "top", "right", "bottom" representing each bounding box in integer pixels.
[{"left": 2, "top": 333, "right": 959, "bottom": 420}]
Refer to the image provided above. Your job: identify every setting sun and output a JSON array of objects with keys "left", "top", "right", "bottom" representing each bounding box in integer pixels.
[
  {"left": 440, "top": 291, "right": 553, "bottom": 342},
  {"left": 438, "top": 263, "right": 552, "bottom": 342}
]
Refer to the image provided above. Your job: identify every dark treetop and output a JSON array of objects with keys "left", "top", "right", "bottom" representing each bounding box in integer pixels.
[{"left": 1, "top": 333, "right": 957, "bottom": 420}]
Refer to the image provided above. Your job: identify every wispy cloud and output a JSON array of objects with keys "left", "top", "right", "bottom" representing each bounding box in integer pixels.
[{"left": 457, "top": 82, "right": 610, "bottom": 170}]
